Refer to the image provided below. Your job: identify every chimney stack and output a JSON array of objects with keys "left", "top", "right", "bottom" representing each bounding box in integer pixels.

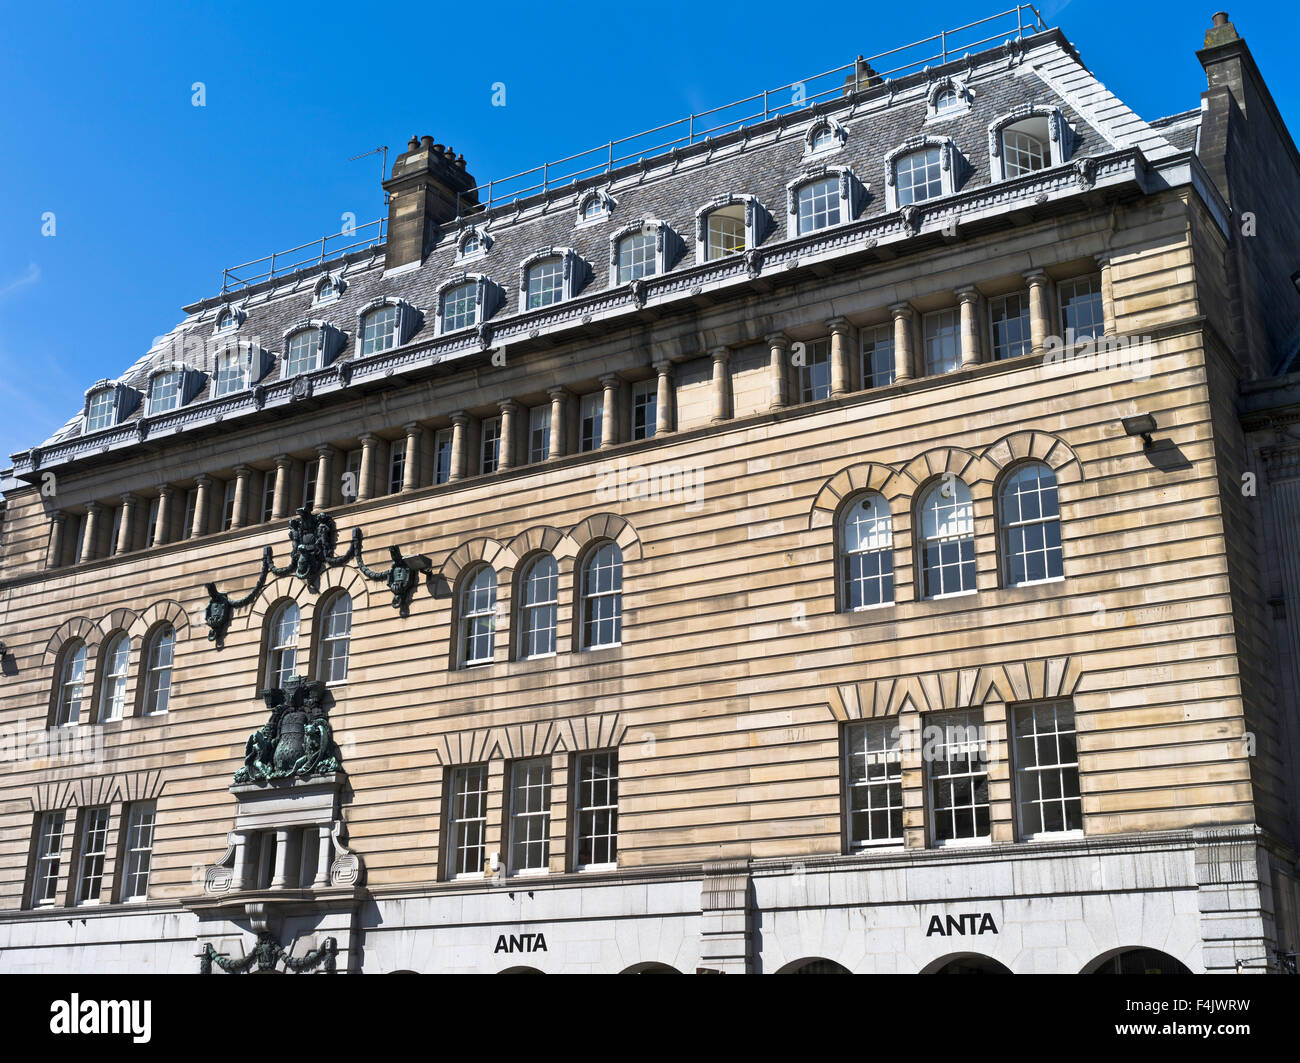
[
  {"left": 842, "top": 55, "right": 881, "bottom": 96},
  {"left": 382, "top": 135, "right": 479, "bottom": 271}
]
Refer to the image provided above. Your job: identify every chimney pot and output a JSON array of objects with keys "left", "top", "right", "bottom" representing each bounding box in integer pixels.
[
  {"left": 407, "top": 136, "right": 419, "bottom": 151},
  {"left": 1212, "top": 11, "right": 1229, "bottom": 26},
  {"left": 421, "top": 135, "right": 434, "bottom": 150}
]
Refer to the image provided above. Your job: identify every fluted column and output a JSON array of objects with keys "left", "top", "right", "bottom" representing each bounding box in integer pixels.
[
  {"left": 312, "top": 446, "right": 334, "bottom": 509},
  {"left": 400, "top": 425, "right": 421, "bottom": 491},
  {"left": 272, "top": 455, "right": 292, "bottom": 519},
  {"left": 357, "top": 433, "right": 378, "bottom": 501},
  {"left": 710, "top": 347, "right": 731, "bottom": 423},
  {"left": 191, "top": 476, "right": 212, "bottom": 538},
  {"left": 957, "top": 287, "right": 982, "bottom": 368},
  {"left": 890, "top": 304, "right": 915, "bottom": 382},
  {"left": 599, "top": 375, "right": 620, "bottom": 449},
  {"left": 230, "top": 466, "right": 251, "bottom": 529},
  {"left": 766, "top": 332, "right": 789, "bottom": 410},
  {"left": 1095, "top": 252, "right": 1116, "bottom": 336},
  {"left": 547, "top": 388, "right": 568, "bottom": 459},
  {"left": 270, "top": 828, "right": 292, "bottom": 889},
  {"left": 116, "top": 493, "right": 138, "bottom": 554},
  {"left": 47, "top": 511, "right": 66, "bottom": 569},
  {"left": 499, "top": 401, "right": 519, "bottom": 470},
  {"left": 654, "top": 360, "right": 674, "bottom": 434},
  {"left": 1025, "top": 270, "right": 1051, "bottom": 352},
  {"left": 153, "top": 486, "right": 173, "bottom": 546},
  {"left": 312, "top": 824, "right": 333, "bottom": 889},
  {"left": 828, "top": 317, "right": 852, "bottom": 395},
  {"left": 449, "top": 412, "right": 468, "bottom": 481}
]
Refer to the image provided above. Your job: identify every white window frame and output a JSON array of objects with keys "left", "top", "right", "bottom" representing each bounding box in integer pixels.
[
  {"left": 608, "top": 220, "right": 678, "bottom": 287},
  {"left": 143, "top": 625, "right": 175, "bottom": 715},
  {"left": 631, "top": 379, "right": 657, "bottom": 441},
  {"left": 1000, "top": 462, "right": 1065, "bottom": 588},
  {"left": 989, "top": 291, "right": 1033, "bottom": 360},
  {"left": 860, "top": 322, "right": 895, "bottom": 389},
  {"left": 436, "top": 275, "right": 496, "bottom": 337},
  {"left": 318, "top": 592, "right": 352, "bottom": 685},
  {"left": 447, "top": 764, "right": 490, "bottom": 879},
  {"left": 55, "top": 642, "right": 87, "bottom": 727},
  {"left": 518, "top": 247, "right": 585, "bottom": 311},
  {"left": 840, "top": 492, "right": 895, "bottom": 611},
  {"left": 884, "top": 136, "right": 962, "bottom": 212},
  {"left": 988, "top": 105, "right": 1074, "bottom": 182},
  {"left": 1013, "top": 701, "right": 1083, "bottom": 839},
  {"left": 926, "top": 710, "right": 991, "bottom": 847},
  {"left": 459, "top": 566, "right": 497, "bottom": 667},
  {"left": 434, "top": 428, "right": 454, "bottom": 485},
  {"left": 98, "top": 633, "right": 130, "bottom": 723},
  {"left": 455, "top": 225, "right": 491, "bottom": 263},
  {"left": 85, "top": 388, "right": 118, "bottom": 432},
  {"left": 527, "top": 406, "right": 550, "bottom": 464},
  {"left": 1057, "top": 274, "right": 1105, "bottom": 342},
  {"left": 518, "top": 553, "right": 558, "bottom": 660},
  {"left": 802, "top": 116, "right": 848, "bottom": 159},
  {"left": 121, "top": 802, "right": 156, "bottom": 902},
  {"left": 480, "top": 415, "right": 501, "bottom": 474},
  {"left": 360, "top": 303, "right": 400, "bottom": 354},
  {"left": 844, "top": 720, "right": 904, "bottom": 849},
  {"left": 576, "top": 189, "right": 615, "bottom": 225},
  {"left": 312, "top": 273, "right": 344, "bottom": 305},
  {"left": 31, "top": 811, "right": 66, "bottom": 907},
  {"left": 693, "top": 194, "right": 768, "bottom": 263},
  {"left": 786, "top": 166, "right": 861, "bottom": 236},
  {"left": 74, "top": 806, "right": 111, "bottom": 906},
  {"left": 213, "top": 306, "right": 244, "bottom": 334},
  {"left": 508, "top": 757, "right": 553, "bottom": 875},
  {"left": 922, "top": 308, "right": 962, "bottom": 375},
  {"left": 387, "top": 440, "right": 405, "bottom": 495},
  {"left": 220, "top": 478, "right": 238, "bottom": 531},
  {"left": 146, "top": 368, "right": 185, "bottom": 415},
  {"left": 926, "top": 78, "right": 972, "bottom": 121},
  {"left": 574, "top": 751, "right": 618, "bottom": 871},
  {"left": 918, "top": 477, "right": 977, "bottom": 600},
  {"left": 284, "top": 328, "right": 322, "bottom": 377},
  {"left": 580, "top": 542, "right": 622, "bottom": 650},
  {"left": 267, "top": 602, "right": 300, "bottom": 688}
]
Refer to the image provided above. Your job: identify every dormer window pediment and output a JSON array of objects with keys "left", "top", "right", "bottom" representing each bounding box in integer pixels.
[{"left": 82, "top": 380, "right": 142, "bottom": 433}]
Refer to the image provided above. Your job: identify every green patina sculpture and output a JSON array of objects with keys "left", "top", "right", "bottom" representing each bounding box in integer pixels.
[
  {"left": 356, "top": 538, "right": 432, "bottom": 616},
  {"left": 233, "top": 676, "right": 341, "bottom": 785},
  {"left": 200, "top": 931, "right": 337, "bottom": 974}
]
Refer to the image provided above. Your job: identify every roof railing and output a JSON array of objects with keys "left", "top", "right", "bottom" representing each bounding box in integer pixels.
[{"left": 217, "top": 4, "right": 1047, "bottom": 294}]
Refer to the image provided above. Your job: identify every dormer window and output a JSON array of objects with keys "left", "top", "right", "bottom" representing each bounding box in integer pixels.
[
  {"left": 934, "top": 88, "right": 959, "bottom": 114},
  {"left": 927, "top": 79, "right": 971, "bottom": 120},
  {"left": 796, "top": 176, "right": 840, "bottom": 233},
  {"left": 148, "top": 371, "right": 183, "bottom": 414},
  {"left": 85, "top": 389, "right": 117, "bottom": 431},
  {"left": 313, "top": 274, "right": 343, "bottom": 305},
  {"left": 525, "top": 256, "right": 563, "bottom": 308},
  {"left": 803, "top": 118, "right": 847, "bottom": 159},
  {"left": 462, "top": 233, "right": 479, "bottom": 256},
  {"left": 885, "top": 136, "right": 963, "bottom": 211},
  {"left": 989, "top": 106, "right": 1074, "bottom": 181},
  {"left": 896, "top": 148, "right": 943, "bottom": 205},
  {"left": 285, "top": 329, "right": 321, "bottom": 376},
  {"left": 213, "top": 348, "right": 247, "bottom": 396},
  {"left": 216, "top": 309, "right": 236, "bottom": 332},
  {"left": 456, "top": 226, "right": 490, "bottom": 262},
  {"left": 810, "top": 125, "right": 835, "bottom": 151},
  {"left": 584, "top": 199, "right": 603, "bottom": 219},
  {"left": 578, "top": 190, "right": 614, "bottom": 225},
  {"left": 707, "top": 208, "right": 745, "bottom": 259},
  {"left": 695, "top": 195, "right": 770, "bottom": 263},
  {"left": 361, "top": 305, "right": 399, "bottom": 354},
  {"left": 617, "top": 231, "right": 655, "bottom": 283},
  {"left": 442, "top": 282, "right": 477, "bottom": 331}
]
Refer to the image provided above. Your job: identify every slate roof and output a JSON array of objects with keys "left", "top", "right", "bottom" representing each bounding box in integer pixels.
[{"left": 26, "top": 27, "right": 1185, "bottom": 462}]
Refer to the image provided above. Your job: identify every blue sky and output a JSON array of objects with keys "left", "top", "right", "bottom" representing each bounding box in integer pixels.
[{"left": 0, "top": 0, "right": 1295, "bottom": 466}]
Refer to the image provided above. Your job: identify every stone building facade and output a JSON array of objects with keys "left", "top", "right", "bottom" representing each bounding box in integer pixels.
[{"left": 1, "top": 10, "right": 1298, "bottom": 974}]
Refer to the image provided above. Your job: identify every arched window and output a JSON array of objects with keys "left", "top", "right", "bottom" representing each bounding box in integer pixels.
[
  {"left": 267, "top": 602, "right": 300, "bottom": 688},
  {"left": 1002, "top": 123, "right": 1048, "bottom": 178},
  {"left": 933, "top": 87, "right": 960, "bottom": 114},
  {"left": 809, "top": 124, "right": 836, "bottom": 151},
  {"left": 525, "top": 257, "right": 564, "bottom": 309},
  {"left": 519, "top": 554, "right": 558, "bottom": 659},
  {"left": 55, "top": 642, "right": 88, "bottom": 726},
  {"left": 361, "top": 305, "right": 399, "bottom": 354},
  {"left": 581, "top": 543, "right": 623, "bottom": 649},
  {"left": 98, "top": 633, "right": 130, "bottom": 722},
  {"left": 841, "top": 493, "right": 894, "bottom": 610},
  {"left": 285, "top": 329, "right": 319, "bottom": 377},
  {"left": 459, "top": 566, "right": 497, "bottom": 666},
  {"left": 617, "top": 231, "right": 656, "bottom": 283},
  {"left": 461, "top": 232, "right": 479, "bottom": 257},
  {"left": 314, "top": 276, "right": 337, "bottom": 303},
  {"left": 705, "top": 207, "right": 745, "bottom": 260},
  {"left": 319, "top": 593, "right": 353, "bottom": 684},
  {"left": 143, "top": 625, "right": 175, "bottom": 715},
  {"left": 795, "top": 176, "right": 841, "bottom": 234},
  {"left": 442, "top": 281, "right": 478, "bottom": 332},
  {"left": 216, "top": 309, "right": 236, "bottom": 332},
  {"left": 919, "top": 478, "right": 976, "bottom": 599},
  {"left": 1000, "top": 463, "right": 1063, "bottom": 586},
  {"left": 895, "top": 147, "right": 943, "bottom": 206}
]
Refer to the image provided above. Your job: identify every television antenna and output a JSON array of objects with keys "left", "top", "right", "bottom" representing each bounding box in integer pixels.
[{"left": 350, "top": 145, "right": 390, "bottom": 203}]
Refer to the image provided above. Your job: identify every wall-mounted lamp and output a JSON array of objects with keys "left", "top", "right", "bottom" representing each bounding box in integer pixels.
[{"left": 1122, "top": 413, "right": 1157, "bottom": 449}]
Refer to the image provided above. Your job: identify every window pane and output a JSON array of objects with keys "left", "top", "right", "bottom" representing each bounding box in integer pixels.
[
  {"left": 443, "top": 283, "right": 477, "bottom": 331},
  {"left": 860, "top": 324, "right": 895, "bottom": 389},
  {"left": 923, "top": 309, "right": 961, "bottom": 375},
  {"left": 57, "top": 643, "right": 87, "bottom": 726},
  {"left": 32, "top": 811, "right": 66, "bottom": 905},
  {"left": 122, "top": 802, "right": 156, "bottom": 900},
  {"left": 990, "top": 292, "right": 1033, "bottom": 360},
  {"left": 527, "top": 407, "right": 550, "bottom": 463},
  {"left": 480, "top": 416, "right": 501, "bottom": 474},
  {"left": 845, "top": 722, "right": 904, "bottom": 846},
  {"left": 509, "top": 758, "right": 552, "bottom": 873},
  {"left": 920, "top": 479, "right": 976, "bottom": 598},
  {"left": 618, "top": 232, "right": 656, "bottom": 283},
  {"left": 86, "top": 390, "right": 116, "bottom": 431},
  {"left": 363, "top": 306, "right": 399, "bottom": 354},
  {"left": 150, "top": 372, "right": 182, "bottom": 413},
  {"left": 798, "top": 340, "right": 831, "bottom": 402},
  {"left": 527, "top": 258, "right": 564, "bottom": 308},
  {"left": 521, "top": 555, "right": 558, "bottom": 658},
  {"left": 449, "top": 765, "right": 489, "bottom": 876},
  {"left": 1000, "top": 463, "right": 1064, "bottom": 586},
  {"left": 841, "top": 493, "right": 894, "bottom": 609},
  {"left": 1014, "top": 702, "right": 1082, "bottom": 836},
  {"left": 707, "top": 212, "right": 745, "bottom": 259},
  {"left": 632, "top": 380, "right": 657, "bottom": 440},
  {"left": 286, "top": 330, "right": 319, "bottom": 376},
  {"left": 1059, "top": 275, "right": 1104, "bottom": 341},
  {"left": 896, "top": 147, "right": 943, "bottom": 206},
  {"left": 797, "top": 177, "right": 841, "bottom": 234},
  {"left": 99, "top": 635, "right": 129, "bottom": 722},
  {"left": 575, "top": 752, "right": 618, "bottom": 867},
  {"left": 213, "top": 349, "right": 246, "bottom": 396},
  {"left": 268, "top": 605, "right": 299, "bottom": 688},
  {"left": 460, "top": 567, "right": 497, "bottom": 665},
  {"left": 579, "top": 392, "right": 603, "bottom": 452},
  {"left": 320, "top": 594, "right": 352, "bottom": 684},
  {"left": 76, "top": 807, "right": 110, "bottom": 905},
  {"left": 1003, "top": 129, "right": 1048, "bottom": 178},
  {"left": 928, "top": 711, "right": 989, "bottom": 843},
  {"left": 582, "top": 544, "right": 622, "bottom": 649}
]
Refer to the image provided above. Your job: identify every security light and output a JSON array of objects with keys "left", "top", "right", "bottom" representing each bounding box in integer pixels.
[{"left": 1122, "top": 413, "right": 1157, "bottom": 449}]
